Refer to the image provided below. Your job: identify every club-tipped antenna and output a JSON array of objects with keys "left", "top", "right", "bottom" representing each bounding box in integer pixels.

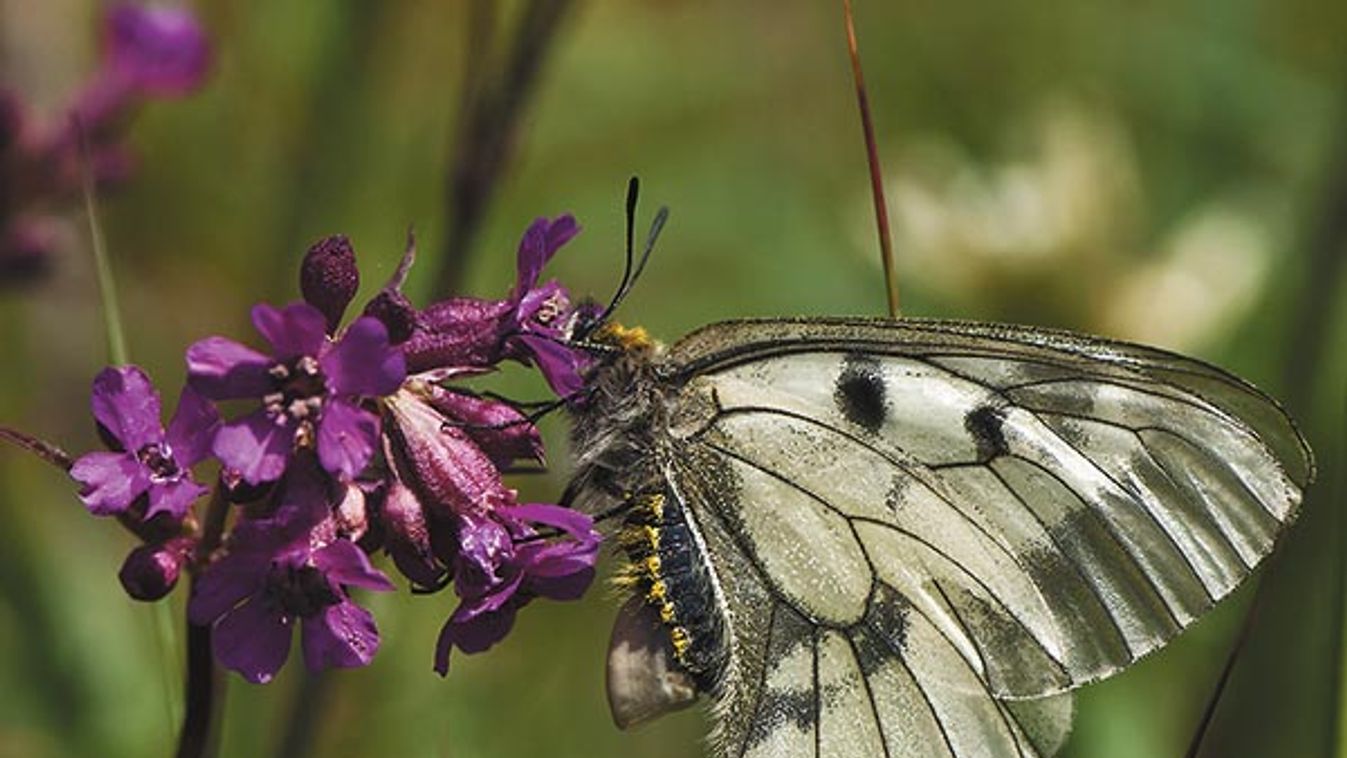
[
  {"left": 600, "top": 176, "right": 640, "bottom": 320},
  {"left": 599, "top": 177, "right": 668, "bottom": 324},
  {"left": 630, "top": 205, "right": 668, "bottom": 287}
]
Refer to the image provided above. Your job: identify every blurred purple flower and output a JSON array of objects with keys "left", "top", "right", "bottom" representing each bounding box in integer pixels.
[
  {"left": 434, "top": 504, "right": 600, "bottom": 674},
  {"left": 69, "top": 3, "right": 211, "bottom": 139},
  {"left": 188, "top": 464, "right": 395, "bottom": 683},
  {"left": 402, "top": 215, "right": 593, "bottom": 396},
  {"left": 70, "top": 366, "right": 219, "bottom": 520},
  {"left": 103, "top": 3, "right": 211, "bottom": 98},
  {"left": 0, "top": 217, "right": 62, "bottom": 286},
  {"left": 187, "top": 303, "right": 406, "bottom": 485}
]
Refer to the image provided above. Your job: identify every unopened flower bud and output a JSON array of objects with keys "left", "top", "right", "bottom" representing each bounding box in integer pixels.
[
  {"left": 426, "top": 385, "right": 544, "bottom": 468},
  {"left": 119, "top": 538, "right": 192, "bottom": 601},
  {"left": 300, "top": 235, "right": 359, "bottom": 333},
  {"left": 363, "top": 288, "right": 417, "bottom": 345},
  {"left": 384, "top": 390, "right": 516, "bottom": 516},
  {"left": 381, "top": 477, "right": 445, "bottom": 588}
]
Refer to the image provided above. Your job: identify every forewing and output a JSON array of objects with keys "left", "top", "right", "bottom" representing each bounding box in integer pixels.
[{"left": 662, "top": 316, "right": 1308, "bottom": 757}]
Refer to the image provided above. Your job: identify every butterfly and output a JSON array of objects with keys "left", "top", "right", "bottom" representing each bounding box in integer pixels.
[{"left": 563, "top": 184, "right": 1313, "bottom": 758}]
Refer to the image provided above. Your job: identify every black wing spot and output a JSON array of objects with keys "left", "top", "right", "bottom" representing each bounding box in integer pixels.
[
  {"left": 884, "top": 474, "right": 909, "bottom": 514},
  {"left": 744, "top": 690, "right": 816, "bottom": 747},
  {"left": 966, "top": 404, "right": 1009, "bottom": 462},
  {"left": 835, "top": 354, "right": 887, "bottom": 434},
  {"left": 853, "top": 585, "right": 911, "bottom": 677}
]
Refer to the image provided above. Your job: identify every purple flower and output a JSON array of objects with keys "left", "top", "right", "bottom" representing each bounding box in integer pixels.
[
  {"left": 103, "top": 3, "right": 211, "bottom": 98},
  {"left": 402, "top": 215, "right": 593, "bottom": 396},
  {"left": 70, "top": 366, "right": 219, "bottom": 520},
  {"left": 187, "top": 302, "right": 406, "bottom": 485},
  {"left": 401, "top": 297, "right": 515, "bottom": 374},
  {"left": 188, "top": 465, "right": 395, "bottom": 683},
  {"left": 434, "top": 503, "right": 600, "bottom": 674},
  {"left": 501, "top": 215, "right": 593, "bottom": 396},
  {"left": 383, "top": 388, "right": 516, "bottom": 516},
  {"left": 425, "top": 385, "right": 544, "bottom": 469},
  {"left": 0, "top": 217, "right": 62, "bottom": 286}
]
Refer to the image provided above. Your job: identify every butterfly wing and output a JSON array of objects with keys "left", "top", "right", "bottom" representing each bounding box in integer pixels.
[{"left": 657, "top": 317, "right": 1310, "bottom": 758}]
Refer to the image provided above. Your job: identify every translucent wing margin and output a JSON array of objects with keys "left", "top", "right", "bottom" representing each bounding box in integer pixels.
[{"left": 661, "top": 317, "right": 1310, "bottom": 758}]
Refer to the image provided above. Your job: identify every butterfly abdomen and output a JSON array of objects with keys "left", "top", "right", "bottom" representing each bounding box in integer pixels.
[{"left": 616, "top": 490, "right": 729, "bottom": 692}]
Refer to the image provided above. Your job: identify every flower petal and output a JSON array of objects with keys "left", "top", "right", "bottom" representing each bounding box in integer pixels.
[
  {"left": 213, "top": 411, "right": 294, "bottom": 485},
  {"left": 452, "top": 513, "right": 516, "bottom": 600},
  {"left": 251, "top": 302, "right": 327, "bottom": 360},
  {"left": 320, "top": 317, "right": 405, "bottom": 397},
  {"left": 502, "top": 503, "right": 597, "bottom": 543},
  {"left": 90, "top": 365, "right": 163, "bottom": 451},
  {"left": 312, "top": 540, "right": 395, "bottom": 592},
  {"left": 145, "top": 477, "right": 208, "bottom": 520},
  {"left": 433, "top": 602, "right": 519, "bottom": 675},
  {"left": 188, "top": 549, "right": 270, "bottom": 625},
  {"left": 214, "top": 597, "right": 293, "bottom": 684},
  {"left": 527, "top": 563, "right": 596, "bottom": 602},
  {"left": 513, "top": 334, "right": 588, "bottom": 398},
  {"left": 164, "top": 384, "right": 221, "bottom": 467},
  {"left": 316, "top": 398, "right": 379, "bottom": 480},
  {"left": 186, "top": 336, "right": 273, "bottom": 400},
  {"left": 70, "top": 451, "right": 150, "bottom": 515},
  {"left": 302, "top": 600, "right": 380, "bottom": 672},
  {"left": 513, "top": 215, "right": 578, "bottom": 296}
]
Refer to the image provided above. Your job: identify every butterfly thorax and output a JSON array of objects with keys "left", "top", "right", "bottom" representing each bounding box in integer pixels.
[
  {"left": 569, "top": 322, "right": 669, "bottom": 500},
  {"left": 570, "top": 322, "right": 731, "bottom": 727}
]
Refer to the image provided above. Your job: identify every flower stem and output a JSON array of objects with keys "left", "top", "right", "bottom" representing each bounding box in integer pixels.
[
  {"left": 841, "top": 0, "right": 900, "bottom": 319},
  {"left": 0, "top": 425, "right": 72, "bottom": 471},
  {"left": 273, "top": 668, "right": 331, "bottom": 758},
  {"left": 176, "top": 486, "right": 230, "bottom": 758},
  {"left": 75, "top": 116, "right": 129, "bottom": 366},
  {"left": 175, "top": 615, "right": 221, "bottom": 758}
]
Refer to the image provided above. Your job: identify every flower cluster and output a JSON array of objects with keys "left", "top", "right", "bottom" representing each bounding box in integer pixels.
[
  {"left": 70, "top": 216, "right": 600, "bottom": 683},
  {"left": 1, "top": 3, "right": 211, "bottom": 284}
]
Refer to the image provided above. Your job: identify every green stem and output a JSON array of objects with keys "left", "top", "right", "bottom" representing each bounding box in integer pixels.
[{"left": 76, "top": 117, "right": 129, "bottom": 366}]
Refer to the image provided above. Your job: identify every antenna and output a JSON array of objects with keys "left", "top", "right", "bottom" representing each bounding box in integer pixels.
[{"left": 598, "top": 177, "right": 669, "bottom": 324}]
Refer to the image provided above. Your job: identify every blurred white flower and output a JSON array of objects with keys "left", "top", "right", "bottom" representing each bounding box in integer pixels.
[
  {"left": 1101, "top": 204, "right": 1269, "bottom": 350},
  {"left": 859, "top": 96, "right": 1272, "bottom": 351}
]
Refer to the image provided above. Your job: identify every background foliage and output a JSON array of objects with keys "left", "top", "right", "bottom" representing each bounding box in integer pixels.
[{"left": 1, "top": 1, "right": 1344, "bottom": 756}]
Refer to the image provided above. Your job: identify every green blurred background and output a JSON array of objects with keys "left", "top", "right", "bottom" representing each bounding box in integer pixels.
[{"left": 2, "top": 1, "right": 1345, "bottom": 756}]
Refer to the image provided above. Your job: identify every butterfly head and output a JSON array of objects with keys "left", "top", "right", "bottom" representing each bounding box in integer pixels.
[{"left": 567, "top": 177, "right": 668, "bottom": 357}]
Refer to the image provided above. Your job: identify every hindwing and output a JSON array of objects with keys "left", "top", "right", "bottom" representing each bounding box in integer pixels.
[{"left": 654, "top": 316, "right": 1310, "bottom": 758}]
